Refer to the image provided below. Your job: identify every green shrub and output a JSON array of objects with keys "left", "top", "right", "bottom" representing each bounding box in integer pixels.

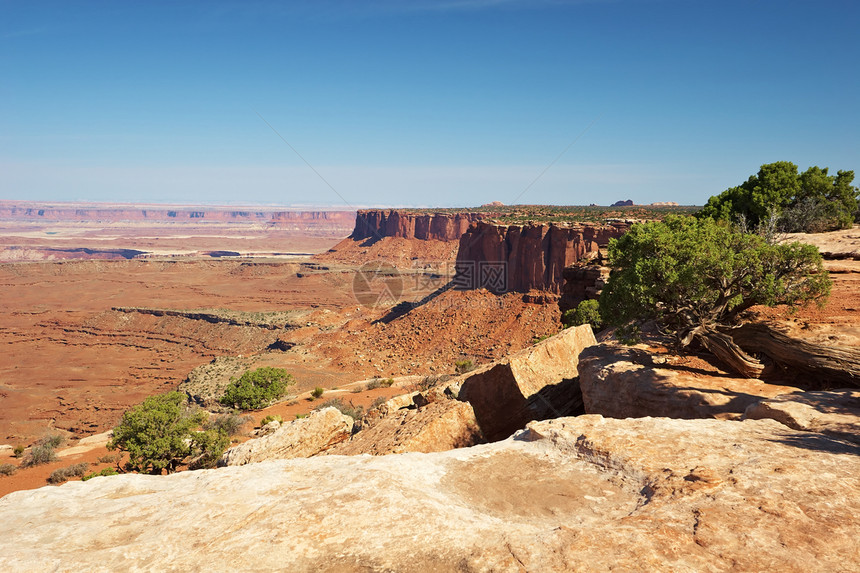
[
  {"left": 562, "top": 299, "right": 603, "bottom": 331},
  {"left": 454, "top": 359, "right": 474, "bottom": 375},
  {"left": 219, "top": 367, "right": 295, "bottom": 410},
  {"left": 310, "top": 387, "right": 324, "bottom": 400},
  {"left": 47, "top": 462, "right": 89, "bottom": 484},
  {"left": 259, "top": 414, "right": 283, "bottom": 426},
  {"left": 0, "top": 463, "right": 16, "bottom": 476},
  {"left": 12, "top": 445, "right": 24, "bottom": 458},
  {"left": 600, "top": 216, "right": 830, "bottom": 373},
  {"left": 295, "top": 413, "right": 307, "bottom": 419},
  {"left": 698, "top": 161, "right": 858, "bottom": 233},
  {"left": 365, "top": 377, "right": 396, "bottom": 391},
  {"left": 369, "top": 396, "right": 388, "bottom": 410},
  {"left": 82, "top": 467, "right": 119, "bottom": 481},
  {"left": 187, "top": 429, "right": 230, "bottom": 470},
  {"left": 108, "top": 392, "right": 209, "bottom": 475}
]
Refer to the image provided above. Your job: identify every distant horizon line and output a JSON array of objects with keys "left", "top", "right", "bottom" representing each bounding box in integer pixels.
[{"left": 0, "top": 199, "right": 700, "bottom": 210}]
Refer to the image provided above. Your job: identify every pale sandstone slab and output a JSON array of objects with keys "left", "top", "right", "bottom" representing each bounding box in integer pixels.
[
  {"left": 458, "top": 324, "right": 596, "bottom": 440},
  {"left": 579, "top": 342, "right": 800, "bottom": 419},
  {"left": 328, "top": 399, "right": 483, "bottom": 455},
  {"left": 744, "top": 389, "right": 860, "bottom": 444},
  {"left": 1, "top": 416, "right": 857, "bottom": 572},
  {"left": 218, "top": 407, "right": 352, "bottom": 466}
]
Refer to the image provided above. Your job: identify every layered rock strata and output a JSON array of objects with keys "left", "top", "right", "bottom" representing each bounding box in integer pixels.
[
  {"left": 349, "top": 209, "right": 487, "bottom": 242},
  {"left": 455, "top": 221, "right": 627, "bottom": 293}
]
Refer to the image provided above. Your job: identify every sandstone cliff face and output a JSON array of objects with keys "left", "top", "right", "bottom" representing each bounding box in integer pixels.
[
  {"left": 455, "top": 221, "right": 627, "bottom": 293},
  {"left": 1, "top": 415, "right": 857, "bottom": 572},
  {"left": 350, "top": 209, "right": 486, "bottom": 242}
]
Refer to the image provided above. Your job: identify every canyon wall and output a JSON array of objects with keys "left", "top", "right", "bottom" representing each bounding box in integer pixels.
[
  {"left": 455, "top": 221, "right": 628, "bottom": 293},
  {"left": 350, "top": 209, "right": 487, "bottom": 242},
  {"left": 0, "top": 202, "right": 355, "bottom": 227}
]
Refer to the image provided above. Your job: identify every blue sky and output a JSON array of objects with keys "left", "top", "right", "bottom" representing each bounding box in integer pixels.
[{"left": 1, "top": 0, "right": 858, "bottom": 208}]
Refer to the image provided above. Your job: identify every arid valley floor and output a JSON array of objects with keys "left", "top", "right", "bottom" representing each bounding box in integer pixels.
[{"left": 0, "top": 203, "right": 858, "bottom": 571}]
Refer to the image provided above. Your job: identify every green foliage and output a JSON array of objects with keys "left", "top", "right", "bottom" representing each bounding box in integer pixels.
[
  {"left": 562, "top": 299, "right": 603, "bottom": 331},
  {"left": 0, "top": 463, "right": 16, "bottom": 476},
  {"left": 12, "top": 445, "right": 24, "bottom": 458},
  {"left": 47, "top": 462, "right": 89, "bottom": 484},
  {"left": 310, "top": 387, "right": 325, "bottom": 399},
  {"left": 259, "top": 414, "right": 283, "bottom": 426},
  {"left": 699, "top": 161, "right": 858, "bottom": 232},
  {"left": 108, "top": 392, "right": 208, "bottom": 475},
  {"left": 81, "top": 467, "right": 119, "bottom": 481},
  {"left": 600, "top": 216, "right": 831, "bottom": 344},
  {"left": 369, "top": 396, "right": 388, "bottom": 410},
  {"left": 364, "top": 377, "right": 396, "bottom": 391},
  {"left": 219, "top": 367, "right": 294, "bottom": 410},
  {"left": 187, "top": 429, "right": 230, "bottom": 470},
  {"left": 454, "top": 359, "right": 474, "bottom": 374}
]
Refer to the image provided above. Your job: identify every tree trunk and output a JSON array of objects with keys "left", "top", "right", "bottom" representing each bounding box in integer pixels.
[
  {"left": 695, "top": 327, "right": 766, "bottom": 379},
  {"left": 724, "top": 323, "right": 860, "bottom": 388}
]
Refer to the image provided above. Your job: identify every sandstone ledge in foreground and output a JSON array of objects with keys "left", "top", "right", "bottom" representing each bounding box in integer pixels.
[{"left": 0, "top": 415, "right": 857, "bottom": 572}]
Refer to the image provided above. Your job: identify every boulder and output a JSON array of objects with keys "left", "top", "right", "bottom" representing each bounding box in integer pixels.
[
  {"left": 744, "top": 389, "right": 860, "bottom": 444},
  {"left": 217, "top": 407, "right": 352, "bottom": 466},
  {"left": 458, "top": 324, "right": 596, "bottom": 441},
  {"left": 1, "top": 415, "right": 857, "bottom": 572},
  {"left": 328, "top": 399, "right": 483, "bottom": 455},
  {"left": 579, "top": 342, "right": 800, "bottom": 419}
]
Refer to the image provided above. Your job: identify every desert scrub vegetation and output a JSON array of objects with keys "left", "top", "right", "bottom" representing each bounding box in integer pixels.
[
  {"left": 109, "top": 392, "right": 230, "bottom": 474},
  {"left": 96, "top": 452, "right": 123, "bottom": 465},
  {"left": 219, "top": 367, "right": 295, "bottom": 410},
  {"left": 364, "top": 377, "right": 395, "bottom": 391},
  {"left": 316, "top": 398, "right": 364, "bottom": 422},
  {"left": 0, "top": 463, "right": 17, "bottom": 477},
  {"left": 12, "top": 444, "right": 24, "bottom": 458},
  {"left": 259, "top": 414, "right": 283, "bottom": 426},
  {"left": 205, "top": 411, "right": 252, "bottom": 436},
  {"left": 21, "top": 434, "right": 64, "bottom": 467},
  {"left": 82, "top": 467, "right": 119, "bottom": 481},
  {"left": 454, "top": 359, "right": 474, "bottom": 375},
  {"left": 47, "top": 462, "right": 89, "bottom": 484},
  {"left": 310, "top": 386, "right": 325, "bottom": 400}
]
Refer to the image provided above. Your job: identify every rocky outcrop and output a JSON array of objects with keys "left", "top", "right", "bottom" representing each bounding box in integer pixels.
[
  {"left": 744, "top": 389, "right": 860, "bottom": 444},
  {"left": 2, "top": 415, "right": 857, "bottom": 572},
  {"left": 327, "top": 399, "right": 483, "bottom": 455},
  {"left": 349, "top": 209, "right": 486, "bottom": 242},
  {"left": 579, "top": 342, "right": 801, "bottom": 419},
  {"left": 455, "top": 221, "right": 627, "bottom": 293},
  {"left": 217, "top": 407, "right": 353, "bottom": 466},
  {"left": 559, "top": 264, "right": 610, "bottom": 311},
  {"left": 458, "top": 324, "right": 597, "bottom": 441}
]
